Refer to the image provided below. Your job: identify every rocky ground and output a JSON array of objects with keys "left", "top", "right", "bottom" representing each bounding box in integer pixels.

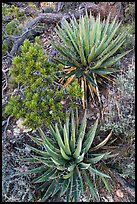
[{"left": 2, "top": 2, "right": 135, "bottom": 202}]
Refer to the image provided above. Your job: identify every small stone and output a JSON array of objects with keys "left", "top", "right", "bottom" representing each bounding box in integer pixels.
[
  {"left": 13, "top": 128, "right": 21, "bottom": 135},
  {"left": 61, "top": 100, "right": 66, "bottom": 105},
  {"left": 16, "top": 118, "right": 32, "bottom": 132},
  {"left": 116, "top": 189, "right": 124, "bottom": 198},
  {"left": 106, "top": 195, "right": 114, "bottom": 202},
  {"left": 7, "top": 129, "right": 12, "bottom": 135}
]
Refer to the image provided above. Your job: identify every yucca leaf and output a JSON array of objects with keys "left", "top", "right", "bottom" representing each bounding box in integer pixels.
[
  {"left": 54, "top": 58, "right": 75, "bottom": 67},
  {"left": 101, "top": 177, "right": 111, "bottom": 192},
  {"left": 40, "top": 179, "right": 57, "bottom": 202},
  {"left": 85, "top": 10, "right": 90, "bottom": 56},
  {"left": 31, "top": 155, "right": 54, "bottom": 167},
  {"left": 94, "top": 34, "right": 107, "bottom": 58},
  {"left": 25, "top": 145, "right": 49, "bottom": 158},
  {"left": 89, "top": 167, "right": 110, "bottom": 178},
  {"left": 68, "top": 161, "right": 75, "bottom": 172},
  {"left": 92, "top": 40, "right": 126, "bottom": 70},
  {"left": 56, "top": 165, "right": 66, "bottom": 171},
  {"left": 83, "top": 170, "right": 99, "bottom": 200},
  {"left": 60, "top": 179, "right": 71, "bottom": 197},
  {"left": 49, "top": 124, "right": 58, "bottom": 140},
  {"left": 44, "top": 143, "right": 61, "bottom": 160},
  {"left": 60, "top": 147, "right": 71, "bottom": 160},
  {"left": 65, "top": 111, "right": 70, "bottom": 140},
  {"left": 64, "top": 75, "right": 75, "bottom": 87},
  {"left": 49, "top": 169, "right": 59, "bottom": 179},
  {"left": 31, "top": 155, "right": 50, "bottom": 161},
  {"left": 76, "top": 152, "right": 84, "bottom": 163},
  {"left": 105, "top": 21, "right": 121, "bottom": 47},
  {"left": 55, "top": 26, "right": 75, "bottom": 50},
  {"left": 89, "top": 17, "right": 96, "bottom": 49},
  {"left": 38, "top": 128, "right": 60, "bottom": 153},
  {"left": 78, "top": 109, "right": 87, "bottom": 141},
  {"left": 51, "top": 157, "right": 66, "bottom": 166},
  {"left": 75, "top": 107, "right": 79, "bottom": 136},
  {"left": 100, "top": 49, "right": 132, "bottom": 68},
  {"left": 58, "top": 117, "right": 63, "bottom": 132},
  {"left": 72, "top": 170, "right": 79, "bottom": 202},
  {"left": 73, "top": 137, "right": 82, "bottom": 159},
  {"left": 62, "top": 19, "right": 79, "bottom": 55},
  {"left": 32, "top": 168, "right": 55, "bottom": 183},
  {"left": 51, "top": 178, "right": 63, "bottom": 197},
  {"left": 36, "top": 180, "right": 51, "bottom": 192},
  {"left": 65, "top": 69, "right": 77, "bottom": 78},
  {"left": 71, "top": 16, "right": 79, "bottom": 30},
  {"left": 81, "top": 77, "right": 85, "bottom": 109},
  {"left": 84, "top": 73, "right": 97, "bottom": 87},
  {"left": 20, "top": 157, "right": 44, "bottom": 163},
  {"left": 88, "top": 45, "right": 96, "bottom": 63},
  {"left": 86, "top": 153, "right": 106, "bottom": 164},
  {"left": 101, "top": 13, "right": 111, "bottom": 39},
  {"left": 99, "top": 33, "right": 126, "bottom": 59},
  {"left": 95, "top": 14, "right": 101, "bottom": 47},
  {"left": 82, "top": 119, "right": 98, "bottom": 154},
  {"left": 70, "top": 109, "right": 76, "bottom": 152},
  {"left": 27, "top": 133, "right": 44, "bottom": 146},
  {"left": 107, "top": 16, "right": 117, "bottom": 35},
  {"left": 89, "top": 130, "right": 112, "bottom": 152},
  {"left": 63, "top": 124, "right": 71, "bottom": 155},
  {"left": 82, "top": 14, "right": 89, "bottom": 58},
  {"left": 55, "top": 123, "right": 66, "bottom": 151},
  {"left": 78, "top": 20, "right": 87, "bottom": 66},
  {"left": 79, "top": 162, "right": 90, "bottom": 169},
  {"left": 66, "top": 175, "right": 73, "bottom": 202},
  {"left": 91, "top": 68, "right": 120, "bottom": 75},
  {"left": 75, "top": 166, "right": 84, "bottom": 194},
  {"left": 52, "top": 41, "right": 81, "bottom": 68},
  {"left": 18, "top": 165, "right": 48, "bottom": 175},
  {"left": 63, "top": 170, "right": 74, "bottom": 179}
]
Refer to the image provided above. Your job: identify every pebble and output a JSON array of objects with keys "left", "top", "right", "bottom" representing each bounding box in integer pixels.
[{"left": 116, "top": 189, "right": 124, "bottom": 198}]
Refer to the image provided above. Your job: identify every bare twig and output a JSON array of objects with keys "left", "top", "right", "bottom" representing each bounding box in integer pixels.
[
  {"left": 3, "top": 115, "right": 12, "bottom": 137},
  {"left": 53, "top": 81, "right": 67, "bottom": 94},
  {"left": 2, "top": 70, "right": 8, "bottom": 92}
]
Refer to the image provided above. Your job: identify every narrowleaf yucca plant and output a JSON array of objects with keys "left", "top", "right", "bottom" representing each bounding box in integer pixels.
[
  {"left": 20, "top": 109, "right": 113, "bottom": 202},
  {"left": 52, "top": 11, "right": 131, "bottom": 108}
]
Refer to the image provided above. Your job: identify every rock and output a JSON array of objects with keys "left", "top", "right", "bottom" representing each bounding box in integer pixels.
[
  {"left": 116, "top": 189, "right": 124, "bottom": 198},
  {"left": 16, "top": 119, "right": 32, "bottom": 132},
  {"left": 106, "top": 195, "right": 114, "bottom": 202}
]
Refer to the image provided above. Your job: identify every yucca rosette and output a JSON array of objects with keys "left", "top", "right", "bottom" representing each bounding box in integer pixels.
[
  {"left": 20, "top": 109, "right": 113, "bottom": 202},
  {"left": 52, "top": 11, "right": 131, "bottom": 108}
]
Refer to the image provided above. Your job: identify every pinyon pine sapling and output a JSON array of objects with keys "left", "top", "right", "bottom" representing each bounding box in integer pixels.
[{"left": 5, "top": 37, "right": 82, "bottom": 129}]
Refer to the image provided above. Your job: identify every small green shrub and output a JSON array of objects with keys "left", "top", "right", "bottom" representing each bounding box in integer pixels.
[
  {"left": 43, "top": 7, "right": 54, "bottom": 13},
  {"left": 52, "top": 11, "right": 131, "bottom": 108},
  {"left": 100, "top": 54, "right": 135, "bottom": 181},
  {"left": 2, "top": 3, "right": 26, "bottom": 56},
  {"left": 20, "top": 109, "right": 112, "bottom": 202},
  {"left": 118, "top": 22, "right": 135, "bottom": 51},
  {"left": 2, "top": 4, "right": 26, "bottom": 21},
  {"left": 124, "top": 3, "right": 135, "bottom": 23},
  {"left": 5, "top": 37, "right": 82, "bottom": 129}
]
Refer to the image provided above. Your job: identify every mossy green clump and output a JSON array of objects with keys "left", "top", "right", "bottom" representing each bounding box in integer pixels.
[{"left": 5, "top": 37, "right": 82, "bottom": 129}]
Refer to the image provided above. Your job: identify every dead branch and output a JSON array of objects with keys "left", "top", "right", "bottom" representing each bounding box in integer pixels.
[{"left": 4, "top": 2, "right": 113, "bottom": 64}]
